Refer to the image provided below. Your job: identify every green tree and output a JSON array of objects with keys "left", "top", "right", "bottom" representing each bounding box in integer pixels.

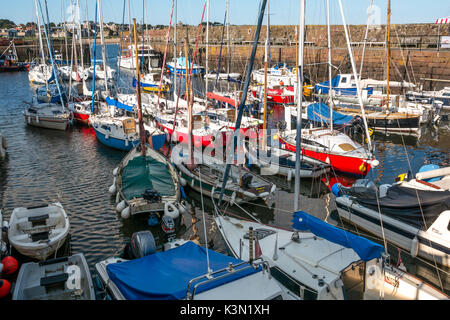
[{"left": 0, "top": 19, "right": 16, "bottom": 29}]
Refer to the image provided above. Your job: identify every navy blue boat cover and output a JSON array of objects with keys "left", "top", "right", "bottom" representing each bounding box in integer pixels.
[
  {"left": 291, "top": 211, "right": 384, "bottom": 261},
  {"left": 105, "top": 96, "right": 134, "bottom": 112},
  {"left": 307, "top": 102, "right": 354, "bottom": 126},
  {"left": 106, "top": 241, "right": 261, "bottom": 300}
]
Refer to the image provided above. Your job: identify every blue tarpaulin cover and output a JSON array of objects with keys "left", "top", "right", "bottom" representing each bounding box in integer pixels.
[
  {"left": 307, "top": 102, "right": 354, "bottom": 126},
  {"left": 291, "top": 211, "right": 384, "bottom": 261},
  {"left": 105, "top": 96, "right": 134, "bottom": 112},
  {"left": 106, "top": 241, "right": 261, "bottom": 300}
]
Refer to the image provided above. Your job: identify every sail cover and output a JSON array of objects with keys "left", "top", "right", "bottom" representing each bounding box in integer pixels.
[
  {"left": 105, "top": 96, "right": 134, "bottom": 112},
  {"left": 291, "top": 211, "right": 384, "bottom": 261},
  {"left": 306, "top": 103, "right": 354, "bottom": 126},
  {"left": 106, "top": 241, "right": 261, "bottom": 300}
]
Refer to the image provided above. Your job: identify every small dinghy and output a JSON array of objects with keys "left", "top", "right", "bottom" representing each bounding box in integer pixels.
[
  {"left": 7, "top": 202, "right": 70, "bottom": 261},
  {"left": 111, "top": 145, "right": 182, "bottom": 219},
  {"left": 13, "top": 254, "right": 95, "bottom": 300}
]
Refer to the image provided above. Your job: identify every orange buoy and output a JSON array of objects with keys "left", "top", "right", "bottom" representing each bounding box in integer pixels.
[
  {"left": 0, "top": 279, "right": 11, "bottom": 298},
  {"left": 1, "top": 256, "right": 19, "bottom": 275}
]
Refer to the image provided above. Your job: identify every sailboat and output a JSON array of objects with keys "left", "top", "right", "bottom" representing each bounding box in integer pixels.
[
  {"left": 212, "top": 0, "right": 448, "bottom": 300},
  {"left": 95, "top": 232, "right": 284, "bottom": 300},
  {"left": 325, "top": 0, "right": 423, "bottom": 134},
  {"left": 28, "top": 0, "right": 55, "bottom": 85}
]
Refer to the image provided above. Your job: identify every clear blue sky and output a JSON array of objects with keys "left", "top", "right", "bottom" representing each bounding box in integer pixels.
[{"left": 3, "top": 0, "right": 450, "bottom": 26}]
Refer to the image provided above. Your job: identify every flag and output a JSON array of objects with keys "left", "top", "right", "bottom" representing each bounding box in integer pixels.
[{"left": 254, "top": 237, "right": 262, "bottom": 259}]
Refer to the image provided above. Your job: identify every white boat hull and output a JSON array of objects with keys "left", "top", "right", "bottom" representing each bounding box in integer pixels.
[{"left": 336, "top": 196, "right": 450, "bottom": 267}]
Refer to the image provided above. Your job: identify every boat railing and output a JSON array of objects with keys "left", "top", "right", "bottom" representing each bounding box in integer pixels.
[{"left": 185, "top": 257, "right": 271, "bottom": 300}]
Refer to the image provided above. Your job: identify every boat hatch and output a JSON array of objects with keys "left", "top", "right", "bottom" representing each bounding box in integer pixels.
[
  {"left": 339, "top": 143, "right": 356, "bottom": 152},
  {"left": 243, "top": 228, "right": 276, "bottom": 240},
  {"left": 341, "top": 260, "right": 366, "bottom": 300}
]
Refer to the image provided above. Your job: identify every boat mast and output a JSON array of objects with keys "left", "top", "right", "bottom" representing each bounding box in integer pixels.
[
  {"left": 91, "top": 0, "right": 98, "bottom": 113},
  {"left": 226, "top": 0, "right": 230, "bottom": 90},
  {"left": 117, "top": 0, "right": 126, "bottom": 90},
  {"left": 97, "top": 0, "right": 109, "bottom": 96},
  {"left": 76, "top": 0, "right": 85, "bottom": 76},
  {"left": 326, "top": 0, "right": 333, "bottom": 134},
  {"left": 337, "top": 0, "right": 372, "bottom": 151},
  {"left": 218, "top": 0, "right": 267, "bottom": 206},
  {"left": 386, "top": 0, "right": 391, "bottom": 111},
  {"left": 33, "top": 0, "right": 46, "bottom": 74},
  {"left": 62, "top": 0, "right": 69, "bottom": 64},
  {"left": 184, "top": 38, "right": 193, "bottom": 165},
  {"left": 85, "top": 0, "right": 91, "bottom": 63},
  {"left": 205, "top": 0, "right": 209, "bottom": 96},
  {"left": 262, "top": 0, "right": 270, "bottom": 150},
  {"left": 294, "top": 0, "right": 305, "bottom": 212},
  {"left": 38, "top": 0, "right": 65, "bottom": 109},
  {"left": 173, "top": 0, "right": 177, "bottom": 98},
  {"left": 133, "top": 18, "right": 146, "bottom": 157}
]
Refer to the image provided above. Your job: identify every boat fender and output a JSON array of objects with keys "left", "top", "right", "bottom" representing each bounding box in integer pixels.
[
  {"left": 1, "top": 136, "right": 7, "bottom": 149},
  {"left": 36, "top": 115, "right": 39, "bottom": 123},
  {"left": 0, "top": 279, "right": 11, "bottom": 299},
  {"left": 125, "top": 138, "right": 128, "bottom": 147},
  {"left": 191, "top": 179, "right": 195, "bottom": 188},
  {"left": 231, "top": 191, "right": 237, "bottom": 204},
  {"left": 331, "top": 183, "right": 342, "bottom": 197},
  {"left": 164, "top": 202, "right": 180, "bottom": 219},
  {"left": 27, "top": 116, "right": 31, "bottom": 124},
  {"left": 369, "top": 159, "right": 379, "bottom": 167},
  {"left": 115, "top": 190, "right": 120, "bottom": 204},
  {"left": 120, "top": 206, "right": 130, "bottom": 219},
  {"left": 325, "top": 157, "right": 330, "bottom": 164},
  {"left": 1, "top": 256, "right": 18, "bottom": 275},
  {"left": 270, "top": 184, "right": 276, "bottom": 193},
  {"left": 108, "top": 178, "right": 117, "bottom": 194},
  {"left": 180, "top": 177, "right": 187, "bottom": 187},
  {"left": 359, "top": 162, "right": 367, "bottom": 174},
  {"left": 116, "top": 200, "right": 126, "bottom": 213},
  {"left": 287, "top": 169, "right": 293, "bottom": 181},
  {"left": 180, "top": 185, "right": 186, "bottom": 199},
  {"left": 172, "top": 130, "right": 178, "bottom": 142},
  {"left": 410, "top": 235, "right": 419, "bottom": 258},
  {"left": 112, "top": 167, "right": 119, "bottom": 177},
  {"left": 105, "top": 131, "right": 109, "bottom": 139}
]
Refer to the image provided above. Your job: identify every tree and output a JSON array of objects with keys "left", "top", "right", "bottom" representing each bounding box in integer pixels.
[{"left": 0, "top": 19, "right": 16, "bottom": 29}]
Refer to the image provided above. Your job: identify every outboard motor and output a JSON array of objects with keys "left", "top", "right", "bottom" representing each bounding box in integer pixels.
[
  {"left": 241, "top": 172, "right": 253, "bottom": 189},
  {"left": 161, "top": 216, "right": 176, "bottom": 242},
  {"left": 130, "top": 230, "right": 156, "bottom": 259},
  {"left": 143, "top": 189, "right": 162, "bottom": 203}
]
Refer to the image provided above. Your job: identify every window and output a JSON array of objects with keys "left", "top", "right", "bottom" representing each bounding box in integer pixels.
[
  {"left": 341, "top": 77, "right": 347, "bottom": 84},
  {"left": 270, "top": 267, "right": 317, "bottom": 300}
]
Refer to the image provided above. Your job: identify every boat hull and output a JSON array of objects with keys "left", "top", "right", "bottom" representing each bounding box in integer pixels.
[
  {"left": 279, "top": 137, "right": 371, "bottom": 176},
  {"left": 336, "top": 196, "right": 449, "bottom": 268},
  {"left": 24, "top": 114, "right": 68, "bottom": 131}
]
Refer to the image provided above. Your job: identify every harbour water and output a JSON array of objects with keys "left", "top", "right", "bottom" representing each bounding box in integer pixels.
[{"left": 0, "top": 45, "right": 449, "bottom": 296}]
